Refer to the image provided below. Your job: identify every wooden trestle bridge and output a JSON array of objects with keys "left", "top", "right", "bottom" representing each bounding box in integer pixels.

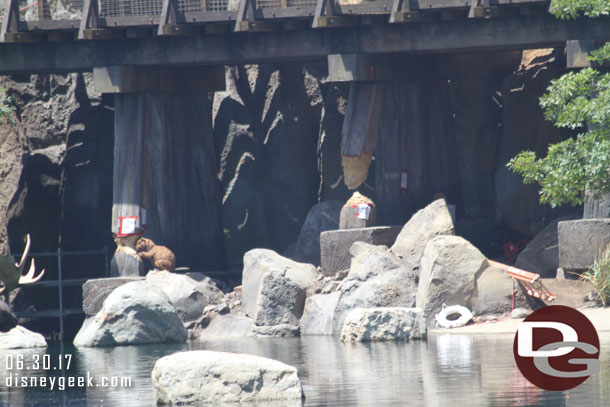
[{"left": 0, "top": 0, "right": 608, "bottom": 73}]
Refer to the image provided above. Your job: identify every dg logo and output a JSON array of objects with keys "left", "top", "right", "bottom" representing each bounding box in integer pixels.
[{"left": 513, "top": 305, "right": 600, "bottom": 391}]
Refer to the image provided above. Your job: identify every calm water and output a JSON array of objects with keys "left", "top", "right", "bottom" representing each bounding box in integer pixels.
[{"left": 1, "top": 333, "right": 610, "bottom": 406}]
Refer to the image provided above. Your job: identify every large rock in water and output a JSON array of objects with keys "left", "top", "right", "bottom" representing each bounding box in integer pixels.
[
  {"left": 333, "top": 242, "right": 418, "bottom": 333},
  {"left": 292, "top": 200, "right": 343, "bottom": 266},
  {"left": 82, "top": 277, "right": 143, "bottom": 317},
  {"left": 146, "top": 271, "right": 224, "bottom": 323},
  {"left": 196, "top": 312, "right": 256, "bottom": 340},
  {"left": 391, "top": 199, "right": 455, "bottom": 269},
  {"left": 340, "top": 307, "right": 426, "bottom": 342},
  {"left": 416, "top": 235, "right": 487, "bottom": 327},
  {"left": 242, "top": 249, "right": 318, "bottom": 331},
  {"left": 300, "top": 291, "right": 340, "bottom": 335},
  {"left": 320, "top": 226, "right": 402, "bottom": 276},
  {"left": 152, "top": 351, "right": 304, "bottom": 405},
  {"left": 0, "top": 326, "right": 47, "bottom": 349},
  {"left": 469, "top": 265, "right": 514, "bottom": 315},
  {"left": 73, "top": 281, "right": 187, "bottom": 347}
]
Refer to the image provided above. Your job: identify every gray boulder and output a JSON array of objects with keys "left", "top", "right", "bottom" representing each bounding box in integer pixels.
[
  {"left": 82, "top": 277, "right": 143, "bottom": 317},
  {"left": 152, "top": 351, "right": 304, "bottom": 405},
  {"left": 0, "top": 326, "right": 47, "bottom": 349},
  {"left": 73, "top": 281, "right": 187, "bottom": 347},
  {"left": 470, "top": 265, "right": 513, "bottom": 315},
  {"left": 196, "top": 312, "right": 255, "bottom": 340},
  {"left": 333, "top": 242, "right": 418, "bottom": 333},
  {"left": 340, "top": 307, "right": 426, "bottom": 342},
  {"left": 416, "top": 235, "right": 487, "bottom": 327},
  {"left": 292, "top": 200, "right": 342, "bottom": 266},
  {"left": 516, "top": 216, "right": 576, "bottom": 278},
  {"left": 391, "top": 199, "right": 455, "bottom": 269},
  {"left": 320, "top": 226, "right": 402, "bottom": 276},
  {"left": 145, "top": 271, "right": 224, "bottom": 323},
  {"left": 558, "top": 219, "right": 610, "bottom": 270},
  {"left": 242, "top": 249, "right": 318, "bottom": 330},
  {"left": 300, "top": 291, "right": 340, "bottom": 335}
]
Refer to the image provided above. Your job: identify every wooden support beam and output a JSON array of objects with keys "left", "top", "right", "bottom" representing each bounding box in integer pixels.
[
  {"left": 46, "top": 31, "right": 76, "bottom": 42},
  {"left": 389, "top": 0, "right": 407, "bottom": 24},
  {"left": 313, "top": 0, "right": 333, "bottom": 28},
  {"left": 80, "top": 29, "right": 125, "bottom": 40},
  {"left": 93, "top": 66, "right": 226, "bottom": 93},
  {"left": 314, "top": 15, "right": 358, "bottom": 28},
  {"left": 391, "top": 10, "right": 437, "bottom": 23},
  {"left": 78, "top": 0, "right": 100, "bottom": 40},
  {"left": 470, "top": 6, "right": 516, "bottom": 19},
  {"left": 234, "top": 0, "right": 256, "bottom": 32},
  {"left": 282, "top": 19, "right": 309, "bottom": 30},
  {"left": 2, "top": 32, "right": 46, "bottom": 43},
  {"left": 204, "top": 23, "right": 231, "bottom": 34},
  {"left": 360, "top": 15, "right": 387, "bottom": 26},
  {"left": 125, "top": 27, "right": 154, "bottom": 38},
  {"left": 158, "top": 24, "right": 199, "bottom": 35},
  {"left": 159, "top": 0, "right": 176, "bottom": 35},
  {"left": 237, "top": 20, "right": 281, "bottom": 31},
  {"left": 566, "top": 39, "right": 610, "bottom": 69},
  {"left": 1, "top": 0, "right": 20, "bottom": 43},
  {"left": 519, "top": 4, "right": 548, "bottom": 16}
]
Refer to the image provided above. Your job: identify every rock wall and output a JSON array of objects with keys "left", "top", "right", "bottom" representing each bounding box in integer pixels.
[
  {"left": 0, "top": 48, "right": 578, "bottom": 275},
  {"left": 0, "top": 73, "right": 113, "bottom": 263}
]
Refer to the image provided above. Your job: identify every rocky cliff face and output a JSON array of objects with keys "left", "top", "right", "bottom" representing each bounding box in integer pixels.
[
  {"left": 0, "top": 48, "right": 577, "bottom": 272},
  {"left": 0, "top": 73, "right": 113, "bottom": 271}
]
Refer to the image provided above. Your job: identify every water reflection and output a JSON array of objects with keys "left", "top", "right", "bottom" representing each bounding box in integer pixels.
[{"left": 0, "top": 334, "right": 609, "bottom": 406}]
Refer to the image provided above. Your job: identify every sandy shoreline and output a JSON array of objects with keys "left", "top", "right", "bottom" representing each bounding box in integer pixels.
[{"left": 429, "top": 307, "right": 610, "bottom": 335}]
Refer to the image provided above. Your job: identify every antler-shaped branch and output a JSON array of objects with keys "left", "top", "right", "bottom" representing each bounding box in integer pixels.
[{"left": 0, "top": 234, "right": 45, "bottom": 295}]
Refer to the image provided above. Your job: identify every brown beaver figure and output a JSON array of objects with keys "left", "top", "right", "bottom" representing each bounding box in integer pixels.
[{"left": 135, "top": 237, "right": 176, "bottom": 273}]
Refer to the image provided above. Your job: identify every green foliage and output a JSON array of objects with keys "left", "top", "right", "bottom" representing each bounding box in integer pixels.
[
  {"left": 551, "top": 0, "right": 610, "bottom": 19},
  {"left": 581, "top": 245, "right": 610, "bottom": 306},
  {"left": 507, "top": 7, "right": 610, "bottom": 208},
  {"left": 0, "top": 89, "right": 15, "bottom": 125}
]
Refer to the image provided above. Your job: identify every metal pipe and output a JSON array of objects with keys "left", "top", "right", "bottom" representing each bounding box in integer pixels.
[{"left": 57, "top": 247, "right": 65, "bottom": 362}]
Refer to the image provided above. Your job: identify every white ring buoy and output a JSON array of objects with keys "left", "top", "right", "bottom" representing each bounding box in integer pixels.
[{"left": 435, "top": 305, "right": 474, "bottom": 329}]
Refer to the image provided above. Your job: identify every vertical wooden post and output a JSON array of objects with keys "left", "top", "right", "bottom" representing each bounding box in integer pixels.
[
  {"left": 389, "top": 0, "right": 405, "bottom": 23},
  {"left": 312, "top": 0, "right": 332, "bottom": 28},
  {"left": 234, "top": 0, "right": 256, "bottom": 32},
  {"left": 78, "top": 0, "right": 100, "bottom": 39},
  {"left": 0, "top": 0, "right": 20, "bottom": 42},
  {"left": 158, "top": 0, "right": 178, "bottom": 35}
]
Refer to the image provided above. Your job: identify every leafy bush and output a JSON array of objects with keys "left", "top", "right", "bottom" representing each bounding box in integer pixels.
[
  {"left": 0, "top": 89, "right": 15, "bottom": 125},
  {"left": 507, "top": 2, "right": 610, "bottom": 207},
  {"left": 581, "top": 245, "right": 610, "bottom": 306}
]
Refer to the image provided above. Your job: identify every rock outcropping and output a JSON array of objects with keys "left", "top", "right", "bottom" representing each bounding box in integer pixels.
[
  {"left": 340, "top": 307, "right": 426, "bottom": 342},
  {"left": 73, "top": 281, "right": 187, "bottom": 347},
  {"left": 152, "top": 351, "right": 304, "bottom": 405}
]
